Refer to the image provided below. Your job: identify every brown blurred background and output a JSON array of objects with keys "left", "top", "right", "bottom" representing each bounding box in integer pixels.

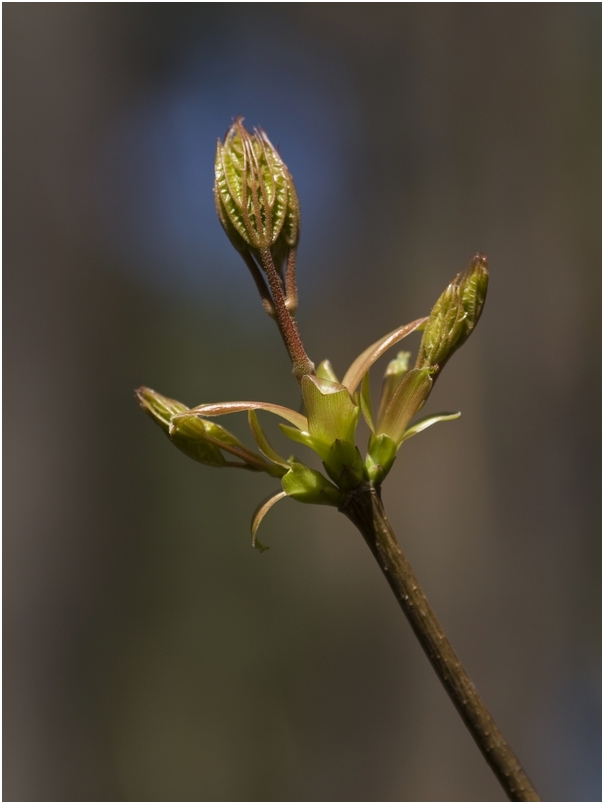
[{"left": 4, "top": 4, "right": 601, "bottom": 801}]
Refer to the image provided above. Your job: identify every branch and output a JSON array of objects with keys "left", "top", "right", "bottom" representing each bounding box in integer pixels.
[{"left": 339, "top": 483, "right": 540, "bottom": 802}]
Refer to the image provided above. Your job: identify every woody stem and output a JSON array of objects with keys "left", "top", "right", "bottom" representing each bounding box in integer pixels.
[{"left": 339, "top": 483, "right": 540, "bottom": 803}]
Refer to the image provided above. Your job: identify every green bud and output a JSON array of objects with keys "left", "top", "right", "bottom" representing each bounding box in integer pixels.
[
  {"left": 365, "top": 433, "right": 398, "bottom": 486},
  {"left": 281, "top": 461, "right": 342, "bottom": 506},
  {"left": 170, "top": 415, "right": 231, "bottom": 468},
  {"left": 458, "top": 253, "right": 489, "bottom": 341},
  {"left": 417, "top": 253, "right": 489, "bottom": 370},
  {"left": 214, "top": 117, "right": 300, "bottom": 275},
  {"left": 136, "top": 386, "right": 187, "bottom": 431},
  {"left": 136, "top": 387, "right": 226, "bottom": 467},
  {"left": 384, "top": 350, "right": 411, "bottom": 378},
  {"left": 136, "top": 387, "right": 283, "bottom": 475},
  {"left": 417, "top": 284, "right": 466, "bottom": 368},
  {"left": 322, "top": 439, "right": 365, "bottom": 490},
  {"left": 280, "top": 377, "right": 364, "bottom": 491}
]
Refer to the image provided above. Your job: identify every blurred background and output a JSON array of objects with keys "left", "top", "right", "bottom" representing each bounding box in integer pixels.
[{"left": 4, "top": 4, "right": 601, "bottom": 801}]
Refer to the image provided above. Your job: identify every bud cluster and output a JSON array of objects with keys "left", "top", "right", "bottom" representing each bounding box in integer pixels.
[{"left": 137, "top": 119, "right": 490, "bottom": 547}]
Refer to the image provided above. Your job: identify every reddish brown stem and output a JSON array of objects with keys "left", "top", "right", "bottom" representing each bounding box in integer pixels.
[
  {"left": 241, "top": 251, "right": 276, "bottom": 319},
  {"left": 284, "top": 248, "right": 299, "bottom": 315},
  {"left": 259, "top": 247, "right": 314, "bottom": 381}
]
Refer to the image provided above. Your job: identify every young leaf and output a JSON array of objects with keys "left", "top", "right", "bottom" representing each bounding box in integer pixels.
[
  {"left": 251, "top": 491, "right": 288, "bottom": 552},
  {"left": 416, "top": 256, "right": 489, "bottom": 371},
  {"left": 365, "top": 433, "right": 398, "bottom": 485},
  {"left": 168, "top": 416, "right": 228, "bottom": 467},
  {"left": 376, "top": 368, "right": 433, "bottom": 446},
  {"left": 170, "top": 412, "right": 284, "bottom": 475},
  {"left": 322, "top": 440, "right": 365, "bottom": 490},
  {"left": 341, "top": 317, "right": 427, "bottom": 394},
  {"left": 280, "top": 462, "right": 341, "bottom": 506},
  {"left": 248, "top": 410, "right": 290, "bottom": 468},
  {"left": 301, "top": 375, "right": 360, "bottom": 448},
  {"left": 136, "top": 388, "right": 270, "bottom": 471},
  {"left": 179, "top": 400, "right": 308, "bottom": 432},
  {"left": 279, "top": 423, "right": 316, "bottom": 451},
  {"left": 135, "top": 386, "right": 187, "bottom": 429},
  {"left": 316, "top": 359, "right": 340, "bottom": 383},
  {"left": 401, "top": 412, "right": 461, "bottom": 443},
  {"left": 377, "top": 351, "right": 411, "bottom": 425}
]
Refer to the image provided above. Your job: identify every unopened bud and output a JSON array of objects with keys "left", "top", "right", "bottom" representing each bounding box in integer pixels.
[
  {"left": 281, "top": 461, "right": 342, "bottom": 506},
  {"left": 458, "top": 253, "right": 489, "bottom": 341},
  {"left": 417, "top": 254, "right": 489, "bottom": 370},
  {"left": 136, "top": 387, "right": 227, "bottom": 467},
  {"left": 136, "top": 386, "right": 187, "bottom": 431},
  {"left": 136, "top": 387, "right": 283, "bottom": 475},
  {"left": 215, "top": 117, "right": 300, "bottom": 275}
]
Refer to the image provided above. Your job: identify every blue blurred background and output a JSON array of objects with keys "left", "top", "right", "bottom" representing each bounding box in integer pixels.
[{"left": 4, "top": 4, "right": 601, "bottom": 800}]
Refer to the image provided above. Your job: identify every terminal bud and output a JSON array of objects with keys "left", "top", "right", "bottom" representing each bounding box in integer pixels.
[
  {"left": 416, "top": 254, "right": 488, "bottom": 371},
  {"left": 215, "top": 117, "right": 300, "bottom": 277}
]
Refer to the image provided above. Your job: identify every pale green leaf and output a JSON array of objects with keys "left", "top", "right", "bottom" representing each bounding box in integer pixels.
[
  {"left": 401, "top": 412, "right": 461, "bottom": 442},
  {"left": 281, "top": 462, "right": 341, "bottom": 506},
  {"left": 301, "top": 375, "right": 360, "bottom": 448},
  {"left": 376, "top": 368, "right": 433, "bottom": 445},
  {"left": 170, "top": 413, "right": 284, "bottom": 475},
  {"left": 377, "top": 351, "right": 411, "bottom": 424},
  {"left": 316, "top": 359, "right": 340, "bottom": 383},
  {"left": 248, "top": 410, "right": 289, "bottom": 468},
  {"left": 365, "top": 433, "right": 398, "bottom": 485},
  {"left": 279, "top": 424, "right": 316, "bottom": 452},
  {"left": 322, "top": 440, "right": 365, "bottom": 490}
]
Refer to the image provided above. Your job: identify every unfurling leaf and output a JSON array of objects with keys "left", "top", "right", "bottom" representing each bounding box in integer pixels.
[
  {"left": 365, "top": 433, "right": 398, "bottom": 486},
  {"left": 377, "top": 351, "right": 411, "bottom": 425},
  {"left": 251, "top": 491, "right": 288, "bottom": 552},
  {"left": 179, "top": 400, "right": 308, "bottom": 432},
  {"left": 322, "top": 440, "right": 365, "bottom": 490},
  {"left": 137, "top": 387, "right": 284, "bottom": 475},
  {"left": 248, "top": 410, "right": 290, "bottom": 468},
  {"left": 401, "top": 412, "right": 461, "bottom": 442},
  {"left": 342, "top": 317, "right": 426, "bottom": 394},
  {"left": 301, "top": 375, "right": 360, "bottom": 452},
  {"left": 375, "top": 368, "right": 433, "bottom": 446},
  {"left": 136, "top": 387, "right": 227, "bottom": 467},
  {"left": 136, "top": 386, "right": 188, "bottom": 430},
  {"left": 316, "top": 359, "right": 340, "bottom": 384},
  {"left": 281, "top": 462, "right": 342, "bottom": 506}
]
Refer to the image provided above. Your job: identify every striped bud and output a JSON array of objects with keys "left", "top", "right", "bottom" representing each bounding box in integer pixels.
[
  {"left": 417, "top": 254, "right": 489, "bottom": 370},
  {"left": 214, "top": 117, "right": 300, "bottom": 276}
]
